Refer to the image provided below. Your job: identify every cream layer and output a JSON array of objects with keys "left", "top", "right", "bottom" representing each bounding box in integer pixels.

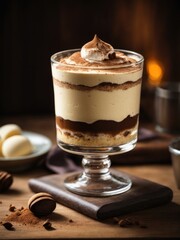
[
  {"left": 51, "top": 64, "right": 143, "bottom": 87},
  {"left": 53, "top": 83, "right": 141, "bottom": 123}
]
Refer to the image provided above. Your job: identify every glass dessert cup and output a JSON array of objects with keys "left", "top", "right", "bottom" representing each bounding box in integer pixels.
[{"left": 51, "top": 49, "right": 144, "bottom": 197}]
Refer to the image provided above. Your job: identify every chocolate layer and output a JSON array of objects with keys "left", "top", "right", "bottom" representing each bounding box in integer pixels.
[
  {"left": 53, "top": 78, "right": 141, "bottom": 91},
  {"left": 56, "top": 115, "right": 138, "bottom": 136}
]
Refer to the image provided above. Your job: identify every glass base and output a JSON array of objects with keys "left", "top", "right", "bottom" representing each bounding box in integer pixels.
[
  {"left": 59, "top": 139, "right": 136, "bottom": 197},
  {"left": 64, "top": 171, "right": 132, "bottom": 197}
]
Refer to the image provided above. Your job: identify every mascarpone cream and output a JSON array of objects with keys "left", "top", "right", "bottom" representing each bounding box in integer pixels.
[{"left": 80, "top": 35, "right": 115, "bottom": 62}]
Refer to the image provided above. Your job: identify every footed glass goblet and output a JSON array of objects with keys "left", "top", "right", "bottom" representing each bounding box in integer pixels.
[{"left": 51, "top": 49, "right": 144, "bottom": 197}]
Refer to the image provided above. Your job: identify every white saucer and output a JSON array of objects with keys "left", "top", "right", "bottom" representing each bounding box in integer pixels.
[{"left": 0, "top": 131, "right": 52, "bottom": 172}]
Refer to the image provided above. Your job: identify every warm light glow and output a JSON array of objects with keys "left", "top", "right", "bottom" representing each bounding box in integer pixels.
[{"left": 146, "top": 59, "right": 163, "bottom": 86}]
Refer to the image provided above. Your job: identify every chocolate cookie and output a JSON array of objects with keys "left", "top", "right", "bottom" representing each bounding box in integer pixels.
[
  {"left": 0, "top": 171, "right": 13, "bottom": 192},
  {"left": 28, "top": 192, "right": 56, "bottom": 217}
]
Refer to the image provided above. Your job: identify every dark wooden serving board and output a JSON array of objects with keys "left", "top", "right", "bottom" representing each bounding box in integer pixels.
[{"left": 29, "top": 170, "right": 173, "bottom": 220}]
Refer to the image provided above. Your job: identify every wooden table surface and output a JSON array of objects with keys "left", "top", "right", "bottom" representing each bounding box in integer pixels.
[{"left": 0, "top": 116, "right": 180, "bottom": 239}]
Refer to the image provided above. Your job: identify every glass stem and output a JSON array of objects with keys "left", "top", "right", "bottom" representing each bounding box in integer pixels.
[
  {"left": 64, "top": 154, "right": 132, "bottom": 196},
  {"left": 82, "top": 155, "right": 111, "bottom": 178}
]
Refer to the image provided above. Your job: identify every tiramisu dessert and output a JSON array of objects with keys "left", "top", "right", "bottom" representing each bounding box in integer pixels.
[{"left": 51, "top": 35, "right": 143, "bottom": 147}]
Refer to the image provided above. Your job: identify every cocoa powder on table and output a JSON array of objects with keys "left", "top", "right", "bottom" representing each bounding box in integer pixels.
[
  {"left": 1, "top": 205, "right": 57, "bottom": 231},
  {"left": 5, "top": 208, "right": 42, "bottom": 225}
]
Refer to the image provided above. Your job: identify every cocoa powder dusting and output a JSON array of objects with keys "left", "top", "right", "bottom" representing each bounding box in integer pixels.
[{"left": 5, "top": 208, "right": 42, "bottom": 225}]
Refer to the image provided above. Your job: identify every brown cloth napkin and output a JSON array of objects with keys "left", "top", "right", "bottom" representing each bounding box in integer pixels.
[
  {"left": 45, "top": 128, "right": 160, "bottom": 173},
  {"left": 46, "top": 145, "right": 82, "bottom": 174},
  {"left": 138, "top": 127, "right": 158, "bottom": 141}
]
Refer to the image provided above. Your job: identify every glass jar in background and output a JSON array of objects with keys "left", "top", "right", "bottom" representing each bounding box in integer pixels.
[{"left": 155, "top": 82, "right": 180, "bottom": 134}]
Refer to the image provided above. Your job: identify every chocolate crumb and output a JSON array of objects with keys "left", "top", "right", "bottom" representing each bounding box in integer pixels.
[
  {"left": 114, "top": 216, "right": 147, "bottom": 229},
  {"left": 9, "top": 204, "right": 16, "bottom": 212},
  {"left": 2, "top": 221, "right": 14, "bottom": 230},
  {"left": 69, "top": 219, "right": 74, "bottom": 223},
  {"left": 43, "top": 219, "right": 54, "bottom": 230},
  {"left": 118, "top": 219, "right": 131, "bottom": 227}
]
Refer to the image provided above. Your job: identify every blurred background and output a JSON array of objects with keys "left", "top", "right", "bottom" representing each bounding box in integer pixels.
[{"left": 1, "top": 0, "right": 179, "bottom": 119}]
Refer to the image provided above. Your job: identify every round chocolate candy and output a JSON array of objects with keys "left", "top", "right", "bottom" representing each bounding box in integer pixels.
[
  {"left": 0, "top": 171, "right": 13, "bottom": 192},
  {"left": 28, "top": 192, "right": 56, "bottom": 217}
]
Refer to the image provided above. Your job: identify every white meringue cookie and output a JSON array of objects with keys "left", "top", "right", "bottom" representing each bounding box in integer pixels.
[
  {"left": 0, "top": 124, "right": 21, "bottom": 141},
  {"left": 2, "top": 135, "right": 33, "bottom": 157}
]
